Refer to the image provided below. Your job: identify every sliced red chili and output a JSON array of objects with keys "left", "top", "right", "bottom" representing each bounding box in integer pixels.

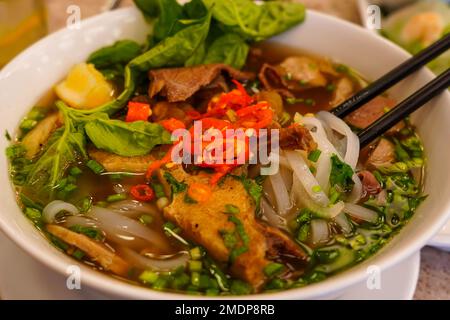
[
  {"left": 130, "top": 184, "right": 155, "bottom": 202},
  {"left": 126, "top": 102, "right": 151, "bottom": 122},
  {"left": 160, "top": 118, "right": 186, "bottom": 132}
]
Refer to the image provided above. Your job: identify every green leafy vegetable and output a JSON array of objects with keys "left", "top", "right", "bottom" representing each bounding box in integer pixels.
[
  {"left": 26, "top": 103, "right": 87, "bottom": 200},
  {"left": 164, "top": 172, "right": 187, "bottom": 194},
  {"left": 203, "top": 0, "right": 306, "bottom": 41},
  {"left": 85, "top": 118, "right": 171, "bottom": 157},
  {"left": 233, "top": 175, "right": 263, "bottom": 208},
  {"left": 329, "top": 155, "right": 354, "bottom": 193},
  {"left": 87, "top": 40, "right": 142, "bottom": 69},
  {"left": 203, "top": 33, "right": 249, "bottom": 69},
  {"left": 69, "top": 225, "right": 104, "bottom": 241},
  {"left": 129, "top": 11, "right": 212, "bottom": 72}
]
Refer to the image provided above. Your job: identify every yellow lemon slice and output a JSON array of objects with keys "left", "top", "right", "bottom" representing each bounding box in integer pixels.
[{"left": 55, "top": 63, "right": 114, "bottom": 109}]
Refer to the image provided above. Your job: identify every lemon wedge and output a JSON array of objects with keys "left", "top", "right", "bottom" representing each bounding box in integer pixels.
[{"left": 55, "top": 63, "right": 114, "bottom": 109}]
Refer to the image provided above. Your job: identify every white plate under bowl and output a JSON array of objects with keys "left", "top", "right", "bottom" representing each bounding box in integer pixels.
[
  {"left": 0, "top": 7, "right": 449, "bottom": 300},
  {"left": 0, "top": 231, "right": 419, "bottom": 300}
]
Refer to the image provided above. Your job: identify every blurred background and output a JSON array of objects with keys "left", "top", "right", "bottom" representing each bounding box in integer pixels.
[{"left": 0, "top": 0, "right": 449, "bottom": 300}]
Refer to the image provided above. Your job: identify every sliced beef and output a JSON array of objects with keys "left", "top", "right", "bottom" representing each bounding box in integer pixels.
[
  {"left": 330, "top": 77, "right": 354, "bottom": 107},
  {"left": 278, "top": 124, "right": 318, "bottom": 152},
  {"left": 163, "top": 166, "right": 306, "bottom": 288},
  {"left": 148, "top": 64, "right": 254, "bottom": 102},
  {"left": 89, "top": 148, "right": 154, "bottom": 173},
  {"left": 258, "top": 56, "right": 339, "bottom": 96},
  {"left": 366, "top": 138, "right": 396, "bottom": 170},
  {"left": 345, "top": 96, "right": 405, "bottom": 133},
  {"left": 358, "top": 170, "right": 382, "bottom": 197}
]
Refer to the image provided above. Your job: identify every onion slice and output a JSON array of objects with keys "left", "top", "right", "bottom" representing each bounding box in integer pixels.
[
  {"left": 310, "top": 219, "right": 330, "bottom": 245},
  {"left": 43, "top": 200, "right": 79, "bottom": 223}
]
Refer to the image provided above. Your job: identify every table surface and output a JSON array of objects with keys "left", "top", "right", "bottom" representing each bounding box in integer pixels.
[{"left": 9, "top": 0, "right": 442, "bottom": 300}]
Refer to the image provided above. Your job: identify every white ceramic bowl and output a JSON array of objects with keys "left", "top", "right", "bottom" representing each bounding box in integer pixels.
[{"left": 0, "top": 7, "right": 449, "bottom": 300}]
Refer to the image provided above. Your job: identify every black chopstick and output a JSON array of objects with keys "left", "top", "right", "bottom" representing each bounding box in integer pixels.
[
  {"left": 332, "top": 33, "right": 450, "bottom": 118},
  {"left": 358, "top": 68, "right": 450, "bottom": 148}
]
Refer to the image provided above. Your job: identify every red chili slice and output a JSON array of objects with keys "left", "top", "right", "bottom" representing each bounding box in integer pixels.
[{"left": 130, "top": 184, "right": 155, "bottom": 202}]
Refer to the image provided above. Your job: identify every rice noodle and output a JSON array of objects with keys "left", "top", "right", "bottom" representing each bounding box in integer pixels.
[
  {"left": 118, "top": 247, "right": 189, "bottom": 271},
  {"left": 333, "top": 213, "right": 353, "bottom": 235},
  {"left": 347, "top": 174, "right": 363, "bottom": 203},
  {"left": 108, "top": 200, "right": 160, "bottom": 218},
  {"left": 88, "top": 206, "right": 172, "bottom": 252},
  {"left": 268, "top": 171, "right": 292, "bottom": 216},
  {"left": 317, "top": 111, "right": 360, "bottom": 169},
  {"left": 344, "top": 203, "right": 379, "bottom": 223},
  {"left": 63, "top": 215, "right": 100, "bottom": 229},
  {"left": 285, "top": 150, "right": 329, "bottom": 207},
  {"left": 310, "top": 219, "right": 330, "bottom": 245},
  {"left": 291, "top": 174, "right": 344, "bottom": 219},
  {"left": 43, "top": 200, "right": 79, "bottom": 223},
  {"left": 261, "top": 198, "right": 287, "bottom": 229}
]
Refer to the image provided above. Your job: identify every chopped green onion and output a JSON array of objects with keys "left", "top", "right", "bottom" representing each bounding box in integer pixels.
[
  {"left": 265, "top": 278, "right": 287, "bottom": 290},
  {"left": 305, "top": 98, "right": 316, "bottom": 106},
  {"left": 297, "top": 224, "right": 310, "bottom": 242},
  {"left": 151, "top": 183, "right": 165, "bottom": 198},
  {"left": 79, "top": 197, "right": 92, "bottom": 213},
  {"left": 286, "top": 97, "right": 304, "bottom": 104},
  {"left": 5, "top": 130, "right": 11, "bottom": 141},
  {"left": 24, "top": 207, "right": 41, "bottom": 222},
  {"left": 69, "top": 225, "right": 103, "bottom": 241},
  {"left": 96, "top": 201, "right": 108, "bottom": 207},
  {"left": 86, "top": 159, "right": 105, "bottom": 174},
  {"left": 152, "top": 277, "right": 169, "bottom": 290},
  {"left": 72, "top": 249, "right": 85, "bottom": 260},
  {"left": 308, "top": 149, "right": 322, "bottom": 162},
  {"left": 189, "top": 247, "right": 203, "bottom": 260},
  {"left": 299, "top": 79, "right": 309, "bottom": 86},
  {"left": 326, "top": 83, "right": 336, "bottom": 92},
  {"left": 205, "top": 288, "right": 220, "bottom": 296},
  {"left": 172, "top": 273, "right": 190, "bottom": 289},
  {"left": 106, "top": 193, "right": 127, "bottom": 202},
  {"left": 279, "top": 112, "right": 291, "bottom": 126},
  {"left": 225, "top": 204, "right": 240, "bottom": 214},
  {"left": 139, "top": 214, "right": 154, "bottom": 225},
  {"left": 230, "top": 280, "right": 252, "bottom": 295},
  {"left": 20, "top": 119, "right": 38, "bottom": 132},
  {"left": 191, "top": 272, "right": 201, "bottom": 286},
  {"left": 184, "top": 194, "right": 197, "bottom": 204},
  {"left": 64, "top": 183, "right": 78, "bottom": 193},
  {"left": 139, "top": 270, "right": 159, "bottom": 285},
  {"left": 69, "top": 167, "right": 82, "bottom": 177},
  {"left": 312, "top": 185, "right": 322, "bottom": 193},
  {"left": 263, "top": 262, "right": 285, "bottom": 277},
  {"left": 283, "top": 73, "right": 292, "bottom": 81},
  {"left": 188, "top": 260, "right": 202, "bottom": 272}
]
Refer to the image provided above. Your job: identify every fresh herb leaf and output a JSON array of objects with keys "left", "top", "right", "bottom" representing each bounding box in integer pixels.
[
  {"left": 129, "top": 11, "right": 212, "bottom": 72},
  {"left": 203, "top": 33, "right": 249, "bottom": 69},
  {"left": 329, "top": 154, "right": 354, "bottom": 193},
  {"left": 85, "top": 117, "right": 172, "bottom": 157},
  {"left": 69, "top": 225, "right": 104, "bottom": 241},
  {"left": 87, "top": 40, "right": 142, "bottom": 69},
  {"left": 26, "top": 103, "right": 87, "bottom": 201},
  {"left": 203, "top": 0, "right": 306, "bottom": 41},
  {"left": 164, "top": 172, "right": 187, "bottom": 194}
]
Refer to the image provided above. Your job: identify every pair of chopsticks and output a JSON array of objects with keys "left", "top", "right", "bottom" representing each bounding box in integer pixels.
[{"left": 331, "top": 33, "right": 450, "bottom": 147}]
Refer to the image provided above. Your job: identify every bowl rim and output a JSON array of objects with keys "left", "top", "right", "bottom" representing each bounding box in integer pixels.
[{"left": 1, "top": 6, "right": 449, "bottom": 300}]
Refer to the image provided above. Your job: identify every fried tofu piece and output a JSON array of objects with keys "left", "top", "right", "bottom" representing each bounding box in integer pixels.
[
  {"left": 22, "top": 112, "right": 62, "bottom": 159},
  {"left": 46, "top": 224, "right": 129, "bottom": 276},
  {"left": 88, "top": 148, "right": 154, "bottom": 173},
  {"left": 163, "top": 166, "right": 306, "bottom": 288}
]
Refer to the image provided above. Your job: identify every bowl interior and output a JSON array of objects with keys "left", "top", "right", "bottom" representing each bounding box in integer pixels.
[{"left": 0, "top": 7, "right": 449, "bottom": 300}]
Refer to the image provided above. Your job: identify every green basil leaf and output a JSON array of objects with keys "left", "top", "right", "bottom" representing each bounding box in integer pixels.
[
  {"left": 203, "top": 33, "right": 249, "bottom": 69},
  {"left": 129, "top": 11, "right": 212, "bottom": 72},
  {"left": 26, "top": 103, "right": 87, "bottom": 201},
  {"left": 87, "top": 40, "right": 142, "bottom": 69},
  {"left": 85, "top": 118, "right": 172, "bottom": 157},
  {"left": 203, "top": 0, "right": 306, "bottom": 41}
]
